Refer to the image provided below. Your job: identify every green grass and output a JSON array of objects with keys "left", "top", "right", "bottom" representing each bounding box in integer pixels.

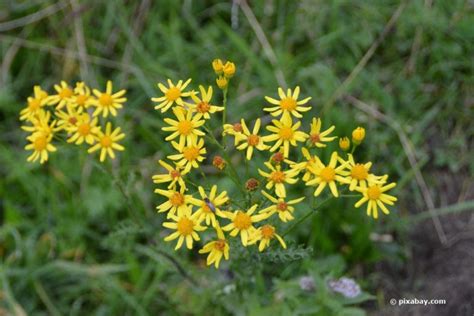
[{"left": 0, "top": 0, "right": 473, "bottom": 315}]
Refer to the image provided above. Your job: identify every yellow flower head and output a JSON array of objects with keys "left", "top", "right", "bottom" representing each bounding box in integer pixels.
[
  {"left": 47, "top": 81, "right": 73, "bottom": 109},
  {"left": 199, "top": 227, "right": 229, "bottom": 268},
  {"left": 188, "top": 85, "right": 224, "bottom": 119},
  {"left": 288, "top": 147, "right": 317, "bottom": 182},
  {"left": 264, "top": 86, "right": 311, "bottom": 120},
  {"left": 222, "top": 122, "right": 246, "bottom": 145},
  {"left": 152, "top": 160, "right": 189, "bottom": 190},
  {"left": 67, "top": 113, "right": 99, "bottom": 145},
  {"left": 163, "top": 207, "right": 206, "bottom": 250},
  {"left": 338, "top": 154, "right": 387, "bottom": 191},
  {"left": 352, "top": 127, "right": 366, "bottom": 145},
  {"left": 212, "top": 59, "right": 224, "bottom": 74},
  {"left": 25, "top": 132, "right": 57, "bottom": 164},
  {"left": 258, "top": 162, "right": 299, "bottom": 198},
  {"left": 155, "top": 186, "right": 200, "bottom": 218},
  {"left": 20, "top": 85, "right": 49, "bottom": 121},
  {"left": 223, "top": 61, "right": 236, "bottom": 78},
  {"left": 55, "top": 105, "right": 82, "bottom": 133},
  {"left": 305, "top": 151, "right": 349, "bottom": 197},
  {"left": 221, "top": 205, "right": 268, "bottom": 246},
  {"left": 339, "top": 137, "right": 350, "bottom": 151},
  {"left": 260, "top": 191, "right": 305, "bottom": 222},
  {"left": 216, "top": 76, "right": 228, "bottom": 89},
  {"left": 92, "top": 80, "right": 127, "bottom": 117},
  {"left": 21, "top": 109, "right": 55, "bottom": 138},
  {"left": 236, "top": 118, "right": 269, "bottom": 160},
  {"left": 194, "top": 185, "right": 229, "bottom": 227},
  {"left": 87, "top": 122, "right": 125, "bottom": 162},
  {"left": 72, "top": 82, "right": 95, "bottom": 109},
  {"left": 354, "top": 182, "right": 397, "bottom": 219},
  {"left": 162, "top": 107, "right": 205, "bottom": 148},
  {"left": 167, "top": 138, "right": 206, "bottom": 173},
  {"left": 263, "top": 114, "right": 308, "bottom": 158},
  {"left": 249, "top": 224, "right": 286, "bottom": 252},
  {"left": 152, "top": 79, "right": 192, "bottom": 113},
  {"left": 308, "top": 117, "right": 336, "bottom": 148}
]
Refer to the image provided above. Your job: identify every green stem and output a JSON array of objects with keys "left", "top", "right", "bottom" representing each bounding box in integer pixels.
[{"left": 222, "top": 87, "right": 228, "bottom": 147}]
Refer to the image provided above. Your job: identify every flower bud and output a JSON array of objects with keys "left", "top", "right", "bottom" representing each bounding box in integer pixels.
[
  {"left": 216, "top": 76, "right": 228, "bottom": 89},
  {"left": 245, "top": 178, "right": 259, "bottom": 191},
  {"left": 339, "top": 137, "right": 350, "bottom": 151},
  {"left": 352, "top": 127, "right": 365, "bottom": 145},
  {"left": 212, "top": 155, "right": 226, "bottom": 170},
  {"left": 223, "top": 61, "right": 236, "bottom": 78},
  {"left": 271, "top": 152, "right": 285, "bottom": 164},
  {"left": 212, "top": 59, "right": 224, "bottom": 74}
]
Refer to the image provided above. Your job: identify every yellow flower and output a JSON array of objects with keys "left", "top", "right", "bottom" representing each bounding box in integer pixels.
[
  {"left": 223, "top": 61, "right": 236, "bottom": 78},
  {"left": 199, "top": 227, "right": 229, "bottom": 268},
  {"left": 354, "top": 182, "right": 397, "bottom": 219},
  {"left": 222, "top": 205, "right": 267, "bottom": 246},
  {"left": 25, "top": 132, "right": 56, "bottom": 164},
  {"left": 305, "top": 151, "right": 349, "bottom": 197},
  {"left": 167, "top": 138, "right": 206, "bottom": 173},
  {"left": 258, "top": 162, "right": 299, "bottom": 198},
  {"left": 249, "top": 224, "right": 286, "bottom": 252},
  {"left": 339, "top": 137, "right": 350, "bottom": 151},
  {"left": 216, "top": 76, "right": 228, "bottom": 89},
  {"left": 222, "top": 122, "right": 246, "bottom": 145},
  {"left": 307, "top": 117, "right": 336, "bottom": 148},
  {"left": 47, "top": 81, "right": 73, "bottom": 109},
  {"left": 288, "top": 147, "right": 318, "bottom": 182},
  {"left": 152, "top": 79, "right": 192, "bottom": 113},
  {"left": 260, "top": 191, "right": 305, "bottom": 222},
  {"left": 71, "top": 82, "right": 95, "bottom": 109},
  {"left": 163, "top": 207, "right": 206, "bottom": 250},
  {"left": 20, "top": 85, "right": 49, "bottom": 121},
  {"left": 212, "top": 59, "right": 224, "bottom": 74},
  {"left": 188, "top": 85, "right": 224, "bottom": 119},
  {"left": 21, "top": 109, "right": 55, "bottom": 138},
  {"left": 92, "top": 80, "right": 127, "bottom": 117},
  {"left": 152, "top": 160, "right": 188, "bottom": 189},
  {"left": 68, "top": 114, "right": 99, "bottom": 145},
  {"left": 55, "top": 105, "right": 81, "bottom": 133},
  {"left": 155, "top": 186, "right": 200, "bottom": 218},
  {"left": 263, "top": 114, "right": 308, "bottom": 158},
  {"left": 352, "top": 127, "right": 365, "bottom": 144},
  {"left": 338, "top": 154, "right": 387, "bottom": 191},
  {"left": 194, "top": 185, "right": 229, "bottom": 227},
  {"left": 236, "top": 118, "right": 269, "bottom": 160},
  {"left": 87, "top": 122, "right": 125, "bottom": 162},
  {"left": 264, "top": 86, "right": 311, "bottom": 120},
  {"left": 162, "top": 107, "right": 205, "bottom": 147}
]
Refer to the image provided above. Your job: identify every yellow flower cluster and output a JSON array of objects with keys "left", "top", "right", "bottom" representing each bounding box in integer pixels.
[
  {"left": 20, "top": 81, "right": 126, "bottom": 163},
  {"left": 153, "top": 60, "right": 397, "bottom": 269}
]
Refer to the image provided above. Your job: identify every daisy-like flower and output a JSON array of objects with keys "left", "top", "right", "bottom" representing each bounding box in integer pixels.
[
  {"left": 71, "top": 81, "right": 95, "bottom": 109},
  {"left": 354, "top": 182, "right": 397, "bottom": 219},
  {"left": 307, "top": 117, "right": 336, "bottom": 148},
  {"left": 25, "top": 132, "right": 57, "bottom": 164},
  {"left": 338, "top": 154, "right": 387, "bottom": 191},
  {"left": 263, "top": 114, "right": 308, "bottom": 158},
  {"left": 259, "top": 191, "right": 305, "bottom": 222},
  {"left": 47, "top": 81, "right": 74, "bottom": 109},
  {"left": 222, "top": 122, "right": 246, "bottom": 145},
  {"left": 20, "top": 85, "right": 49, "bottom": 121},
  {"left": 155, "top": 186, "right": 200, "bottom": 218},
  {"left": 92, "top": 80, "right": 127, "bottom": 117},
  {"left": 199, "top": 227, "right": 230, "bottom": 269},
  {"left": 264, "top": 86, "right": 311, "bottom": 120},
  {"left": 258, "top": 162, "right": 299, "bottom": 198},
  {"left": 55, "top": 105, "right": 81, "bottom": 133},
  {"left": 163, "top": 206, "right": 206, "bottom": 250},
  {"left": 67, "top": 114, "right": 99, "bottom": 145},
  {"left": 236, "top": 118, "right": 269, "bottom": 160},
  {"left": 87, "top": 122, "right": 125, "bottom": 162},
  {"left": 152, "top": 160, "right": 188, "bottom": 189},
  {"left": 306, "top": 151, "right": 349, "bottom": 197},
  {"left": 249, "top": 224, "right": 286, "bottom": 252},
  {"left": 222, "top": 205, "right": 268, "bottom": 246},
  {"left": 288, "top": 147, "right": 318, "bottom": 182},
  {"left": 152, "top": 79, "right": 192, "bottom": 113},
  {"left": 194, "top": 185, "right": 229, "bottom": 227},
  {"left": 188, "top": 85, "right": 223, "bottom": 119},
  {"left": 162, "top": 107, "right": 205, "bottom": 148},
  {"left": 21, "top": 110, "right": 55, "bottom": 137},
  {"left": 167, "top": 138, "right": 206, "bottom": 173}
]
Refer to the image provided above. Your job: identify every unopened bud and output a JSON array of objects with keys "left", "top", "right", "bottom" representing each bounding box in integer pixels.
[
  {"left": 216, "top": 76, "right": 228, "bottom": 89},
  {"left": 245, "top": 178, "right": 259, "bottom": 191},
  {"left": 352, "top": 127, "right": 365, "bottom": 145},
  {"left": 339, "top": 137, "right": 350, "bottom": 151},
  {"left": 212, "top": 59, "right": 224, "bottom": 74},
  {"left": 212, "top": 155, "right": 226, "bottom": 170}
]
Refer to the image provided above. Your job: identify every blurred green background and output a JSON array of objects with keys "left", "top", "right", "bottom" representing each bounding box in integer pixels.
[{"left": 0, "top": 1, "right": 473, "bottom": 315}]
